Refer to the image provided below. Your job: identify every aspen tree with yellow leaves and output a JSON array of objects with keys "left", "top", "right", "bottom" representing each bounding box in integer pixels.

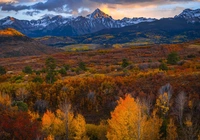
[
  {"left": 144, "top": 109, "right": 162, "bottom": 140},
  {"left": 70, "top": 114, "right": 87, "bottom": 140},
  {"left": 167, "top": 118, "right": 178, "bottom": 140},
  {"left": 156, "top": 92, "right": 170, "bottom": 117},
  {"left": 42, "top": 102, "right": 87, "bottom": 140},
  {"left": 0, "top": 93, "right": 11, "bottom": 107},
  {"left": 28, "top": 110, "right": 40, "bottom": 121},
  {"left": 44, "top": 135, "right": 54, "bottom": 140},
  {"left": 156, "top": 84, "right": 173, "bottom": 139},
  {"left": 42, "top": 110, "right": 66, "bottom": 139},
  {"left": 107, "top": 94, "right": 162, "bottom": 140}
]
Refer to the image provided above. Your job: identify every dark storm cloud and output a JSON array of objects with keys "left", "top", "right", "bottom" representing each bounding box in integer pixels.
[
  {"left": 0, "top": 0, "right": 199, "bottom": 13},
  {"left": 24, "top": 10, "right": 40, "bottom": 16},
  {"left": 31, "top": 0, "right": 70, "bottom": 11},
  {"left": 90, "top": 0, "right": 197, "bottom": 4},
  {"left": 0, "top": 3, "right": 29, "bottom": 11},
  {"left": 0, "top": 0, "right": 87, "bottom": 13}
]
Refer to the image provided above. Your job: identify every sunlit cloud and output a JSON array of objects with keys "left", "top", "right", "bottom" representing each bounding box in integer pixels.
[
  {"left": 97, "top": 1, "right": 200, "bottom": 19},
  {"left": 0, "top": 0, "right": 17, "bottom": 3},
  {"left": 0, "top": 0, "right": 199, "bottom": 19}
]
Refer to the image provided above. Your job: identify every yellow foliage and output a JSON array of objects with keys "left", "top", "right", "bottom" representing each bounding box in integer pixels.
[
  {"left": 167, "top": 118, "right": 178, "bottom": 140},
  {"left": 28, "top": 110, "right": 40, "bottom": 121},
  {"left": 42, "top": 110, "right": 55, "bottom": 128},
  {"left": 188, "top": 100, "right": 193, "bottom": 109},
  {"left": 56, "top": 109, "right": 65, "bottom": 118},
  {"left": 0, "top": 93, "right": 11, "bottom": 107},
  {"left": 185, "top": 119, "right": 192, "bottom": 127},
  {"left": 107, "top": 94, "right": 162, "bottom": 140},
  {"left": 86, "top": 122, "right": 107, "bottom": 140},
  {"left": 113, "top": 44, "right": 122, "bottom": 49},
  {"left": 71, "top": 114, "right": 86, "bottom": 140},
  {"left": 42, "top": 110, "right": 66, "bottom": 137},
  {"left": 0, "top": 28, "right": 24, "bottom": 36},
  {"left": 144, "top": 109, "right": 162, "bottom": 140},
  {"left": 41, "top": 107, "right": 86, "bottom": 140},
  {"left": 156, "top": 92, "right": 170, "bottom": 116},
  {"left": 44, "top": 135, "right": 54, "bottom": 140}
]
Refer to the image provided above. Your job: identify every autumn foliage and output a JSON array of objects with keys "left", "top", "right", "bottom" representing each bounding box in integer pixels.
[
  {"left": 0, "top": 94, "right": 41, "bottom": 140},
  {"left": 0, "top": 40, "right": 200, "bottom": 139},
  {"left": 107, "top": 94, "right": 162, "bottom": 140}
]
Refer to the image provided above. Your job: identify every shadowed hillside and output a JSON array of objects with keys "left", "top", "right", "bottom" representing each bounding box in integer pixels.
[{"left": 0, "top": 28, "right": 63, "bottom": 58}]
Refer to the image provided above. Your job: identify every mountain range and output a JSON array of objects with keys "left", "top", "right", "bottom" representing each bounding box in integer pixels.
[
  {"left": 0, "top": 8, "right": 200, "bottom": 45},
  {"left": 0, "top": 8, "right": 157, "bottom": 37},
  {"left": 72, "top": 8, "right": 200, "bottom": 45}
]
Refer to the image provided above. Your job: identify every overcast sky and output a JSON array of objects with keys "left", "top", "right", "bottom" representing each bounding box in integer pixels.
[{"left": 0, "top": 0, "right": 200, "bottom": 20}]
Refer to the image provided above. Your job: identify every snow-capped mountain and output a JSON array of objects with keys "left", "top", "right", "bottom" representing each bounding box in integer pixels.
[
  {"left": 117, "top": 17, "right": 156, "bottom": 27},
  {"left": 1, "top": 8, "right": 199, "bottom": 37},
  {"left": 0, "top": 8, "right": 157, "bottom": 37},
  {"left": 86, "top": 8, "right": 112, "bottom": 19},
  {"left": 175, "top": 9, "right": 200, "bottom": 23}
]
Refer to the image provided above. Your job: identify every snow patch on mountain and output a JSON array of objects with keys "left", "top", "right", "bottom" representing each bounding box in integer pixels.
[
  {"left": 175, "top": 9, "right": 200, "bottom": 23},
  {"left": 0, "top": 8, "right": 158, "bottom": 37}
]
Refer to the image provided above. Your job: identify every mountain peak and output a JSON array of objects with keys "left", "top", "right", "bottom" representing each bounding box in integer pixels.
[
  {"left": 94, "top": 8, "right": 101, "bottom": 12},
  {"left": 42, "top": 16, "right": 51, "bottom": 20},
  {"left": 51, "top": 15, "right": 63, "bottom": 20},
  {"left": 3, "top": 16, "right": 15, "bottom": 21},
  {"left": 183, "top": 8, "right": 192, "bottom": 12},
  {"left": 175, "top": 8, "right": 200, "bottom": 20},
  {"left": 87, "top": 8, "right": 112, "bottom": 19}
]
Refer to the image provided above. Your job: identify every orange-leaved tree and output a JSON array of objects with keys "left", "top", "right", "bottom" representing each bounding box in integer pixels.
[
  {"left": 42, "top": 109, "right": 66, "bottom": 139},
  {"left": 107, "top": 94, "right": 162, "bottom": 140},
  {"left": 42, "top": 108, "right": 87, "bottom": 140}
]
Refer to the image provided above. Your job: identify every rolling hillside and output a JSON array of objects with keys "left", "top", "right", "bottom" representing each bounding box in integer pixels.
[{"left": 0, "top": 28, "right": 62, "bottom": 57}]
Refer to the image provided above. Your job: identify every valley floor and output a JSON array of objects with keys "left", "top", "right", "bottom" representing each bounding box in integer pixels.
[{"left": 0, "top": 40, "right": 200, "bottom": 139}]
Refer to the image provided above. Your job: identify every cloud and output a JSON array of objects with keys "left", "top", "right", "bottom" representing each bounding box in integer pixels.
[
  {"left": 24, "top": 10, "right": 40, "bottom": 16},
  {"left": 0, "top": 0, "right": 199, "bottom": 12},
  {"left": 0, "top": 0, "right": 199, "bottom": 18},
  {"left": 0, "top": 0, "right": 41, "bottom": 3},
  {"left": 0, "top": 0, "right": 88, "bottom": 12},
  {"left": 0, "top": 3, "right": 29, "bottom": 11},
  {"left": 31, "top": 0, "right": 69, "bottom": 11},
  {"left": 91, "top": 0, "right": 197, "bottom": 4},
  {"left": 0, "top": 0, "right": 100, "bottom": 17},
  {"left": 0, "top": 0, "right": 16, "bottom": 3}
]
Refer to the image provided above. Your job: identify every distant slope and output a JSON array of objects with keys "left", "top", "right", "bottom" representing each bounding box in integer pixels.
[
  {"left": 0, "top": 28, "right": 24, "bottom": 37},
  {"left": 0, "top": 28, "right": 62, "bottom": 58},
  {"left": 74, "top": 18, "right": 200, "bottom": 45},
  {"left": 35, "top": 36, "right": 77, "bottom": 47}
]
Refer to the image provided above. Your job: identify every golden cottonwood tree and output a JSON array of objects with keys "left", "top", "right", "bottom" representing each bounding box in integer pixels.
[
  {"left": 0, "top": 93, "right": 11, "bottom": 107},
  {"left": 44, "top": 135, "right": 54, "bottom": 140},
  {"left": 42, "top": 108, "right": 87, "bottom": 140},
  {"left": 42, "top": 110, "right": 66, "bottom": 138},
  {"left": 107, "top": 94, "right": 162, "bottom": 140},
  {"left": 156, "top": 92, "right": 170, "bottom": 117},
  {"left": 144, "top": 109, "right": 162, "bottom": 140},
  {"left": 70, "top": 114, "right": 86, "bottom": 140},
  {"left": 167, "top": 118, "right": 178, "bottom": 140}
]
